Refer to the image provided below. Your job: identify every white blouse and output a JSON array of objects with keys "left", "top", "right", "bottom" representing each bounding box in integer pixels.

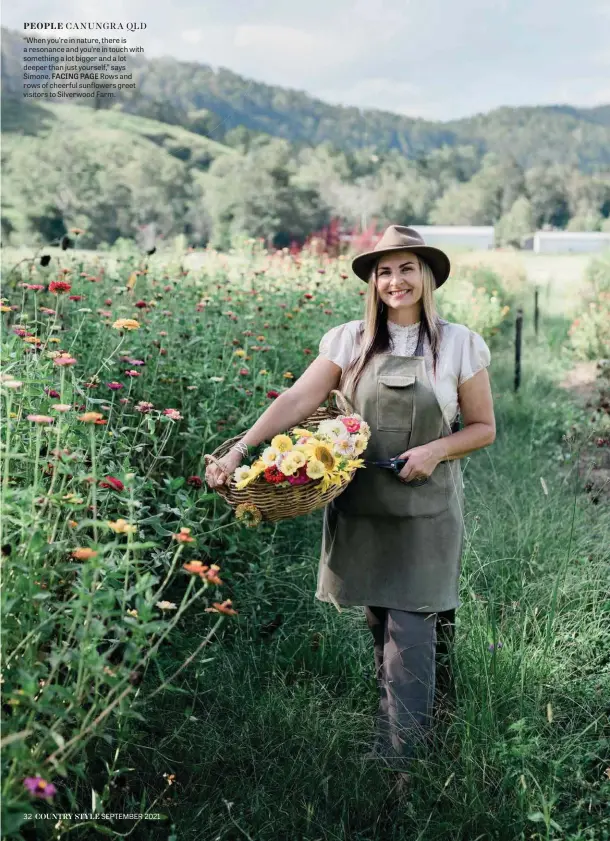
[{"left": 318, "top": 319, "right": 491, "bottom": 428}]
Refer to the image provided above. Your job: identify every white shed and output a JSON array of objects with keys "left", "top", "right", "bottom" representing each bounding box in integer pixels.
[
  {"left": 533, "top": 231, "right": 610, "bottom": 253},
  {"left": 411, "top": 225, "right": 495, "bottom": 250}
]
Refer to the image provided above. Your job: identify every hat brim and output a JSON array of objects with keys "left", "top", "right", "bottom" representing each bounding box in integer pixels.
[{"left": 351, "top": 245, "right": 451, "bottom": 289}]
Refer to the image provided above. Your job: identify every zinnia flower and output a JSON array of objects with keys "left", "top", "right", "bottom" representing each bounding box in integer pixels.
[
  {"left": 53, "top": 354, "right": 77, "bottom": 367},
  {"left": 234, "top": 502, "right": 263, "bottom": 528},
  {"left": 49, "top": 281, "right": 71, "bottom": 294},
  {"left": 23, "top": 776, "right": 57, "bottom": 800},
  {"left": 78, "top": 412, "right": 105, "bottom": 423},
  {"left": 187, "top": 476, "right": 203, "bottom": 488},
  {"left": 205, "top": 599, "right": 238, "bottom": 616},
  {"left": 108, "top": 519, "right": 137, "bottom": 534},
  {"left": 156, "top": 600, "right": 177, "bottom": 611},
  {"left": 112, "top": 318, "right": 140, "bottom": 331},
  {"left": 27, "top": 414, "right": 54, "bottom": 424},
  {"left": 107, "top": 382, "right": 123, "bottom": 390},
  {"left": 99, "top": 477, "right": 124, "bottom": 492},
  {"left": 173, "top": 527, "right": 195, "bottom": 543},
  {"left": 135, "top": 401, "right": 154, "bottom": 413},
  {"left": 72, "top": 547, "right": 97, "bottom": 560},
  {"left": 163, "top": 408, "right": 182, "bottom": 420}
]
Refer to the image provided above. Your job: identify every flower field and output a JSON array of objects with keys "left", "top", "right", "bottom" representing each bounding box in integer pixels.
[{"left": 1, "top": 240, "right": 608, "bottom": 840}]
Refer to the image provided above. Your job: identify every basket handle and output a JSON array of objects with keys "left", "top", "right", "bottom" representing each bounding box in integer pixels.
[
  {"left": 204, "top": 453, "right": 232, "bottom": 473},
  {"left": 328, "top": 389, "right": 356, "bottom": 415}
]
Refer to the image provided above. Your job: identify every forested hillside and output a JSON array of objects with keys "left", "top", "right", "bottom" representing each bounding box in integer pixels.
[{"left": 2, "top": 25, "right": 610, "bottom": 249}]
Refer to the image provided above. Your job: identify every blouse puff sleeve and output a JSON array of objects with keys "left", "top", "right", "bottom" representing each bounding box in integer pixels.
[
  {"left": 318, "top": 322, "right": 356, "bottom": 372},
  {"left": 457, "top": 329, "right": 491, "bottom": 387}
]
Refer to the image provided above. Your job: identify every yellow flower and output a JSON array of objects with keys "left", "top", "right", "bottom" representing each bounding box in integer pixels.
[
  {"left": 259, "top": 369, "right": 268, "bottom": 375},
  {"left": 1, "top": 305, "right": 11, "bottom": 313},
  {"left": 235, "top": 503, "right": 262, "bottom": 528},
  {"left": 156, "top": 600, "right": 177, "bottom": 611},
  {"left": 313, "top": 443, "right": 335, "bottom": 470},
  {"left": 48, "top": 338, "right": 60, "bottom": 344},
  {"left": 233, "top": 349, "right": 246, "bottom": 357},
  {"left": 306, "top": 459, "right": 326, "bottom": 480},
  {"left": 127, "top": 608, "right": 139, "bottom": 617},
  {"left": 23, "top": 336, "right": 42, "bottom": 345},
  {"left": 270, "top": 434, "right": 293, "bottom": 452},
  {"left": 112, "top": 318, "right": 140, "bottom": 331},
  {"left": 278, "top": 454, "right": 299, "bottom": 476},
  {"left": 283, "top": 371, "right": 294, "bottom": 379},
  {"left": 108, "top": 518, "right": 137, "bottom": 534}
]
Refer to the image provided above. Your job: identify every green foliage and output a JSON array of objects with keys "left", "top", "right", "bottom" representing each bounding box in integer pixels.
[{"left": 567, "top": 250, "right": 610, "bottom": 359}]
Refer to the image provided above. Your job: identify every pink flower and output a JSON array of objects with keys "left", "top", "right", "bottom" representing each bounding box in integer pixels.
[
  {"left": 21, "top": 283, "right": 45, "bottom": 291},
  {"left": 53, "top": 355, "right": 77, "bottom": 367},
  {"left": 23, "top": 776, "right": 57, "bottom": 800},
  {"left": 107, "top": 381, "right": 123, "bottom": 390},
  {"left": 124, "top": 370, "right": 140, "bottom": 378},
  {"left": 163, "top": 408, "right": 182, "bottom": 420},
  {"left": 27, "top": 414, "right": 54, "bottom": 424},
  {"left": 135, "top": 401, "right": 154, "bottom": 413},
  {"left": 341, "top": 417, "right": 361, "bottom": 433}
]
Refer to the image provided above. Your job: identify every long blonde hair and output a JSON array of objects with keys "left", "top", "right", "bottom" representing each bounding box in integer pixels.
[{"left": 341, "top": 253, "right": 446, "bottom": 406}]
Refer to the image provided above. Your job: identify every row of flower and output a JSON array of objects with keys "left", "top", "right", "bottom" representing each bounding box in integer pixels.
[{"left": 0, "top": 241, "right": 512, "bottom": 833}]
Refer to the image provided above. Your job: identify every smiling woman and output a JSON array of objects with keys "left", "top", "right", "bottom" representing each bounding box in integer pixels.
[{"left": 313, "top": 224, "right": 495, "bottom": 773}]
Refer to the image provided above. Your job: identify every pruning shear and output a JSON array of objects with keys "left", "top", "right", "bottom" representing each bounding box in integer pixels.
[{"left": 362, "top": 456, "right": 429, "bottom": 486}]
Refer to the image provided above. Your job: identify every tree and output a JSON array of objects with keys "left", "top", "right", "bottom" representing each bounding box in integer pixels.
[{"left": 495, "top": 196, "right": 535, "bottom": 246}]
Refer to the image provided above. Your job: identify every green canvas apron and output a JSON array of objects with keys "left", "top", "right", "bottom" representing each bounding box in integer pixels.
[{"left": 315, "top": 325, "right": 465, "bottom": 613}]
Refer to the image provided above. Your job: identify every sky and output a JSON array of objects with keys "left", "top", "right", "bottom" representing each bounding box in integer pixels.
[{"left": 6, "top": 0, "right": 610, "bottom": 121}]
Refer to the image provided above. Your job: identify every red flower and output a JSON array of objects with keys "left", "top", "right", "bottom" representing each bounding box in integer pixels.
[
  {"left": 264, "top": 465, "right": 285, "bottom": 484},
  {"left": 134, "top": 300, "right": 148, "bottom": 308},
  {"left": 99, "top": 477, "right": 124, "bottom": 492},
  {"left": 187, "top": 475, "right": 203, "bottom": 488},
  {"left": 68, "top": 295, "right": 84, "bottom": 301},
  {"left": 49, "top": 281, "right": 71, "bottom": 294},
  {"left": 266, "top": 390, "right": 279, "bottom": 399}
]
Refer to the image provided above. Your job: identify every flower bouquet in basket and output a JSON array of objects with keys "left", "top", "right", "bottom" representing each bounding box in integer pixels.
[{"left": 204, "top": 390, "right": 371, "bottom": 525}]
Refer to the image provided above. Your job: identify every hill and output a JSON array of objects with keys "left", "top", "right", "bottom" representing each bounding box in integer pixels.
[{"left": 2, "top": 25, "right": 609, "bottom": 171}]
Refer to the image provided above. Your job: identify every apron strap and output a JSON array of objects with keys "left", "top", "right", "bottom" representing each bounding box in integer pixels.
[{"left": 414, "top": 321, "right": 425, "bottom": 356}]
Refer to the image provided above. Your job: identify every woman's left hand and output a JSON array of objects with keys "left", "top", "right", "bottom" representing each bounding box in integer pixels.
[{"left": 395, "top": 443, "right": 442, "bottom": 483}]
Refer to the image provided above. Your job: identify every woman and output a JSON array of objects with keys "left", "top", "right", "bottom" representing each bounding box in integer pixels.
[{"left": 205, "top": 225, "right": 495, "bottom": 785}]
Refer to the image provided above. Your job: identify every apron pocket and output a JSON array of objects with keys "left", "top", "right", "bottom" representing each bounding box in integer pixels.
[{"left": 377, "top": 374, "right": 416, "bottom": 432}]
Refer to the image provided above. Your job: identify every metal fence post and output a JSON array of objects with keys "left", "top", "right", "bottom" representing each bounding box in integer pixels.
[{"left": 515, "top": 308, "right": 523, "bottom": 392}]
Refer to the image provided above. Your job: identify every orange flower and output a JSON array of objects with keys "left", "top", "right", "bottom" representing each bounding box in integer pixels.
[
  {"left": 205, "top": 599, "right": 238, "bottom": 616},
  {"left": 71, "top": 547, "right": 97, "bottom": 560},
  {"left": 183, "top": 560, "right": 207, "bottom": 575},
  {"left": 172, "top": 527, "right": 195, "bottom": 543},
  {"left": 78, "top": 411, "right": 105, "bottom": 423}
]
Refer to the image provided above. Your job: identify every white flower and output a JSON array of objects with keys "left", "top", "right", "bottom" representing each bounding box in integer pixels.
[
  {"left": 233, "top": 465, "right": 252, "bottom": 482},
  {"left": 261, "top": 446, "right": 280, "bottom": 466},
  {"left": 333, "top": 438, "right": 356, "bottom": 457},
  {"left": 316, "top": 419, "right": 349, "bottom": 442}
]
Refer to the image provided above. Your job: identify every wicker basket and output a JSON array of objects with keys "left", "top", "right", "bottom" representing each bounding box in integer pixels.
[{"left": 203, "top": 389, "right": 359, "bottom": 522}]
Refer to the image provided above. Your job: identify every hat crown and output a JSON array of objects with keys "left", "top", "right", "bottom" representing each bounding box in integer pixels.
[{"left": 374, "top": 225, "right": 426, "bottom": 252}]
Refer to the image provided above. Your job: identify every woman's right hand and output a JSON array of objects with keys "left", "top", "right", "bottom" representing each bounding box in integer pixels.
[{"left": 205, "top": 448, "right": 245, "bottom": 489}]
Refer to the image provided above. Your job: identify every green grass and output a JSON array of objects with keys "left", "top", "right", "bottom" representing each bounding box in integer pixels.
[{"left": 97, "top": 313, "right": 609, "bottom": 840}]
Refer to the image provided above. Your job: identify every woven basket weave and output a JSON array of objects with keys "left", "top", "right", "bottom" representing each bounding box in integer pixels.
[{"left": 203, "top": 389, "right": 359, "bottom": 522}]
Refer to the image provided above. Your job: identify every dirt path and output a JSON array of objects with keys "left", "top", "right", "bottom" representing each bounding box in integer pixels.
[{"left": 558, "top": 360, "right": 610, "bottom": 505}]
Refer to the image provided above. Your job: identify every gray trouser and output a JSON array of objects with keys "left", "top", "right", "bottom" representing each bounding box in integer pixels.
[{"left": 364, "top": 605, "right": 456, "bottom": 765}]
